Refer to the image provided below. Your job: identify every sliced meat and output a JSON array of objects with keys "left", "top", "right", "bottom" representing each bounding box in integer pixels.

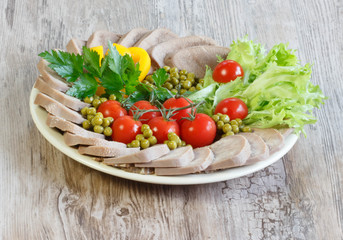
[
  {"left": 37, "top": 59, "right": 70, "bottom": 92},
  {"left": 206, "top": 135, "right": 251, "bottom": 171},
  {"left": 134, "top": 28, "right": 178, "bottom": 52},
  {"left": 34, "top": 77, "right": 89, "bottom": 111},
  {"left": 155, "top": 147, "right": 214, "bottom": 176},
  {"left": 238, "top": 132, "right": 269, "bottom": 165},
  {"left": 63, "top": 132, "right": 126, "bottom": 148},
  {"left": 150, "top": 36, "right": 217, "bottom": 69},
  {"left": 117, "top": 28, "right": 151, "bottom": 47},
  {"left": 86, "top": 30, "right": 122, "bottom": 54},
  {"left": 252, "top": 128, "right": 285, "bottom": 154},
  {"left": 66, "top": 38, "right": 86, "bottom": 55},
  {"left": 102, "top": 144, "right": 170, "bottom": 165},
  {"left": 277, "top": 128, "right": 294, "bottom": 138},
  {"left": 135, "top": 145, "right": 194, "bottom": 168},
  {"left": 35, "top": 93, "right": 85, "bottom": 124},
  {"left": 46, "top": 114, "right": 105, "bottom": 139},
  {"left": 78, "top": 145, "right": 139, "bottom": 157},
  {"left": 164, "top": 45, "right": 229, "bottom": 78}
]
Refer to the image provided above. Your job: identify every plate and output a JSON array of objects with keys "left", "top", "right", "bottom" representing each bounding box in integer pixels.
[{"left": 29, "top": 88, "right": 298, "bottom": 185}]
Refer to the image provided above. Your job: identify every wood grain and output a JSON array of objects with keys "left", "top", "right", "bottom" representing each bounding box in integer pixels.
[{"left": 0, "top": 0, "right": 342, "bottom": 239}]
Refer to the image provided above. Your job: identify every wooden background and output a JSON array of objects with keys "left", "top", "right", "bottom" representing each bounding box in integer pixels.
[{"left": 0, "top": 0, "right": 342, "bottom": 239}]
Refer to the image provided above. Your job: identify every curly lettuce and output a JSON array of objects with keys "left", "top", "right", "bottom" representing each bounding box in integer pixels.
[{"left": 188, "top": 37, "right": 326, "bottom": 135}]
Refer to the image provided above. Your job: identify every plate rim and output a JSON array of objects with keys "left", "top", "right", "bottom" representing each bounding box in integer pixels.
[{"left": 29, "top": 87, "right": 298, "bottom": 185}]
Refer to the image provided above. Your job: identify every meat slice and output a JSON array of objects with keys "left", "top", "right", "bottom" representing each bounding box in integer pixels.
[
  {"left": 206, "top": 135, "right": 251, "bottom": 171},
  {"left": 277, "top": 128, "right": 294, "bottom": 138},
  {"left": 78, "top": 145, "right": 139, "bottom": 157},
  {"left": 164, "top": 46, "right": 230, "bottom": 78},
  {"left": 66, "top": 38, "right": 86, "bottom": 55},
  {"left": 102, "top": 144, "right": 170, "bottom": 165},
  {"left": 34, "top": 77, "right": 89, "bottom": 111},
  {"left": 238, "top": 133, "right": 269, "bottom": 165},
  {"left": 252, "top": 128, "right": 285, "bottom": 154},
  {"left": 46, "top": 114, "right": 105, "bottom": 139},
  {"left": 150, "top": 36, "right": 217, "bottom": 69},
  {"left": 117, "top": 28, "right": 151, "bottom": 47},
  {"left": 135, "top": 145, "right": 194, "bottom": 168},
  {"left": 155, "top": 147, "right": 214, "bottom": 176},
  {"left": 35, "top": 93, "right": 85, "bottom": 124},
  {"left": 134, "top": 28, "right": 178, "bottom": 52},
  {"left": 63, "top": 132, "right": 126, "bottom": 148},
  {"left": 37, "top": 59, "right": 70, "bottom": 92},
  {"left": 86, "top": 30, "right": 122, "bottom": 54}
]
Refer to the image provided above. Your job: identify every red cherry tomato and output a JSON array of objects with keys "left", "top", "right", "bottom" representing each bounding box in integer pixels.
[
  {"left": 129, "top": 100, "right": 161, "bottom": 124},
  {"left": 162, "top": 97, "right": 194, "bottom": 123},
  {"left": 214, "top": 98, "right": 248, "bottom": 120},
  {"left": 212, "top": 60, "right": 244, "bottom": 83},
  {"left": 97, "top": 100, "right": 127, "bottom": 121},
  {"left": 111, "top": 116, "right": 142, "bottom": 144},
  {"left": 148, "top": 117, "right": 180, "bottom": 143},
  {"left": 181, "top": 113, "right": 216, "bottom": 148}
]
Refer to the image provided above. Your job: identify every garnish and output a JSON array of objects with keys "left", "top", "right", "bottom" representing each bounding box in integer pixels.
[{"left": 39, "top": 41, "right": 141, "bottom": 100}]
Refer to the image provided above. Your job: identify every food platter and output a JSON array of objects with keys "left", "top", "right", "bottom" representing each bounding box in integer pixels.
[{"left": 30, "top": 87, "right": 298, "bottom": 185}]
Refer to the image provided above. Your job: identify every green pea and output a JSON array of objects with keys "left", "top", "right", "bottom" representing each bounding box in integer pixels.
[
  {"left": 82, "top": 120, "right": 91, "bottom": 129},
  {"left": 141, "top": 124, "right": 150, "bottom": 132},
  {"left": 106, "top": 117, "right": 114, "bottom": 124},
  {"left": 102, "top": 118, "right": 111, "bottom": 127},
  {"left": 84, "top": 96, "right": 93, "bottom": 104},
  {"left": 103, "top": 127, "right": 112, "bottom": 136},
  {"left": 170, "top": 67, "right": 178, "bottom": 74},
  {"left": 136, "top": 134, "right": 145, "bottom": 141},
  {"left": 91, "top": 116, "right": 103, "bottom": 126},
  {"left": 167, "top": 141, "right": 177, "bottom": 150},
  {"left": 81, "top": 107, "right": 88, "bottom": 116},
  {"left": 180, "top": 69, "right": 188, "bottom": 75},
  {"left": 93, "top": 125, "right": 104, "bottom": 134},
  {"left": 127, "top": 143, "right": 132, "bottom": 148},
  {"left": 170, "top": 72, "right": 179, "bottom": 79},
  {"left": 235, "top": 118, "right": 243, "bottom": 126},
  {"left": 196, "top": 84, "right": 202, "bottom": 90},
  {"left": 222, "top": 124, "right": 232, "bottom": 133},
  {"left": 180, "top": 89, "right": 187, "bottom": 95},
  {"left": 180, "top": 75, "right": 187, "bottom": 81},
  {"left": 163, "top": 66, "right": 171, "bottom": 72},
  {"left": 171, "top": 77, "right": 179, "bottom": 85},
  {"left": 212, "top": 115, "right": 220, "bottom": 122},
  {"left": 232, "top": 125, "right": 239, "bottom": 133},
  {"left": 242, "top": 126, "right": 252, "bottom": 132},
  {"left": 93, "top": 95, "right": 100, "bottom": 100},
  {"left": 100, "top": 97, "right": 107, "bottom": 103},
  {"left": 222, "top": 131, "right": 234, "bottom": 138},
  {"left": 230, "top": 120, "right": 238, "bottom": 126},
  {"left": 168, "top": 132, "right": 177, "bottom": 139},
  {"left": 87, "top": 107, "right": 96, "bottom": 115},
  {"left": 131, "top": 140, "right": 140, "bottom": 148},
  {"left": 187, "top": 72, "right": 195, "bottom": 79},
  {"left": 143, "top": 129, "right": 153, "bottom": 138},
  {"left": 140, "top": 139, "right": 150, "bottom": 149},
  {"left": 148, "top": 136, "right": 157, "bottom": 145},
  {"left": 87, "top": 114, "right": 95, "bottom": 121},
  {"left": 171, "top": 89, "right": 178, "bottom": 94},
  {"left": 92, "top": 99, "right": 101, "bottom": 108},
  {"left": 95, "top": 112, "right": 103, "bottom": 118},
  {"left": 182, "top": 80, "right": 192, "bottom": 89},
  {"left": 198, "top": 79, "right": 204, "bottom": 84},
  {"left": 181, "top": 140, "right": 186, "bottom": 147},
  {"left": 217, "top": 120, "right": 224, "bottom": 130},
  {"left": 220, "top": 114, "right": 230, "bottom": 123},
  {"left": 109, "top": 94, "right": 116, "bottom": 100}
]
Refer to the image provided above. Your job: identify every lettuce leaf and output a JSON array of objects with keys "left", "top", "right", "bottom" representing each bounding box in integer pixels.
[{"left": 188, "top": 37, "right": 326, "bottom": 135}]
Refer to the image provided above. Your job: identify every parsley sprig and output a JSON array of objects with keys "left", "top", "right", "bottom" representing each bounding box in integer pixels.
[{"left": 39, "top": 41, "right": 141, "bottom": 100}]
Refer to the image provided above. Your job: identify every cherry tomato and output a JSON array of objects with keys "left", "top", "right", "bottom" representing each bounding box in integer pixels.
[
  {"left": 212, "top": 60, "right": 244, "bottom": 83},
  {"left": 97, "top": 100, "right": 127, "bottom": 121},
  {"left": 162, "top": 97, "right": 194, "bottom": 123},
  {"left": 129, "top": 100, "right": 161, "bottom": 124},
  {"left": 111, "top": 116, "right": 142, "bottom": 144},
  {"left": 180, "top": 113, "right": 216, "bottom": 148},
  {"left": 214, "top": 98, "right": 248, "bottom": 120},
  {"left": 148, "top": 117, "right": 180, "bottom": 143}
]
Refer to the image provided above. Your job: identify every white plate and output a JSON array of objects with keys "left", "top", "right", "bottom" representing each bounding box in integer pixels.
[{"left": 29, "top": 88, "right": 298, "bottom": 185}]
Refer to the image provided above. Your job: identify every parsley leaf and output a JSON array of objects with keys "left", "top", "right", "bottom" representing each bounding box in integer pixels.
[
  {"left": 107, "top": 42, "right": 122, "bottom": 75},
  {"left": 39, "top": 50, "right": 83, "bottom": 82},
  {"left": 99, "top": 68, "right": 123, "bottom": 92},
  {"left": 152, "top": 68, "right": 169, "bottom": 87},
  {"left": 83, "top": 47, "right": 101, "bottom": 77},
  {"left": 66, "top": 73, "right": 98, "bottom": 99}
]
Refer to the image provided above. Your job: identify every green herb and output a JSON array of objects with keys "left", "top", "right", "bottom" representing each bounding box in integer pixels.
[{"left": 38, "top": 41, "right": 141, "bottom": 100}]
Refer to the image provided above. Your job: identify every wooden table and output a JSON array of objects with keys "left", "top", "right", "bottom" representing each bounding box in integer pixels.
[{"left": 1, "top": 0, "right": 342, "bottom": 239}]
